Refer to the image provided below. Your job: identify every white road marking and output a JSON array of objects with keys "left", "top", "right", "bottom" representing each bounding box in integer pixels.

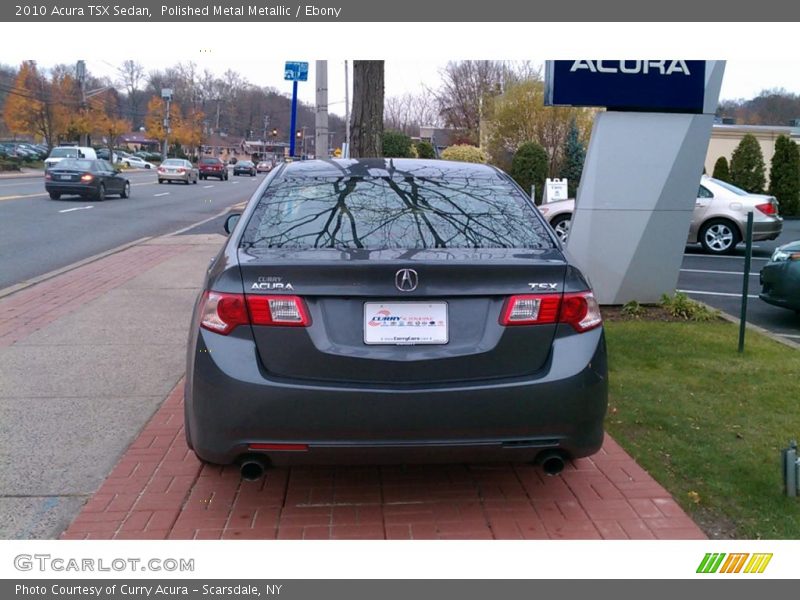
[
  {"left": 232, "top": 181, "right": 239, "bottom": 184},
  {"left": 202, "top": 185, "right": 214, "bottom": 189},
  {"left": 683, "top": 253, "right": 768, "bottom": 261},
  {"left": 0, "top": 192, "right": 48, "bottom": 202},
  {"left": 780, "top": 334, "right": 800, "bottom": 339},
  {"left": 677, "top": 289, "right": 759, "bottom": 299},
  {"left": 680, "top": 269, "right": 759, "bottom": 276},
  {"left": 58, "top": 206, "right": 93, "bottom": 213},
  {"left": 154, "top": 192, "right": 170, "bottom": 197}
]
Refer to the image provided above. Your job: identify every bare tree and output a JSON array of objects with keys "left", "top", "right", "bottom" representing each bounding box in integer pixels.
[
  {"left": 117, "top": 60, "right": 144, "bottom": 127},
  {"left": 385, "top": 93, "right": 440, "bottom": 135},
  {"left": 433, "top": 61, "right": 534, "bottom": 143},
  {"left": 350, "top": 60, "right": 384, "bottom": 157}
]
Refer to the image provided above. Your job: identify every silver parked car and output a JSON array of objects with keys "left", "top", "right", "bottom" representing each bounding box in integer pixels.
[
  {"left": 157, "top": 158, "right": 198, "bottom": 185},
  {"left": 538, "top": 176, "right": 783, "bottom": 255}
]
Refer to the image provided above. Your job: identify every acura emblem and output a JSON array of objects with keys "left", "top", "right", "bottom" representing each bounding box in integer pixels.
[{"left": 395, "top": 268, "right": 418, "bottom": 292}]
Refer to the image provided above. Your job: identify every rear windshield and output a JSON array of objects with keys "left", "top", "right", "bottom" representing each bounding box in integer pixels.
[
  {"left": 57, "top": 159, "right": 94, "bottom": 170},
  {"left": 162, "top": 159, "right": 184, "bottom": 166},
  {"left": 710, "top": 178, "right": 750, "bottom": 196},
  {"left": 49, "top": 147, "right": 78, "bottom": 158},
  {"left": 241, "top": 176, "right": 554, "bottom": 250},
  {"left": 200, "top": 158, "right": 220, "bottom": 164}
]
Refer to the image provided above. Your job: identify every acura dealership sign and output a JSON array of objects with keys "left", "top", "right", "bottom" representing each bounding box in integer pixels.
[{"left": 545, "top": 60, "right": 707, "bottom": 113}]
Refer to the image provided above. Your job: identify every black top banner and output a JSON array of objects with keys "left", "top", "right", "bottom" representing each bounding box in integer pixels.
[{"left": 1, "top": 0, "right": 800, "bottom": 21}]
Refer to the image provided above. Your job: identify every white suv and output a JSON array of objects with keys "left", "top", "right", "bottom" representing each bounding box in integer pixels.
[{"left": 44, "top": 146, "right": 97, "bottom": 170}]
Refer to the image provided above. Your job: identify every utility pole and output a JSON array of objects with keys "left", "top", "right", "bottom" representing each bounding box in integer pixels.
[
  {"left": 315, "top": 60, "right": 329, "bottom": 159},
  {"left": 215, "top": 98, "right": 221, "bottom": 132},
  {"left": 161, "top": 88, "right": 173, "bottom": 161},
  {"left": 262, "top": 115, "right": 270, "bottom": 161},
  {"left": 76, "top": 60, "right": 87, "bottom": 146},
  {"left": 344, "top": 60, "right": 350, "bottom": 159}
]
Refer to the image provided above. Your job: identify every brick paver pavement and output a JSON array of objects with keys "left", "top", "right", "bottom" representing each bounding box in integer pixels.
[{"left": 60, "top": 381, "right": 707, "bottom": 541}]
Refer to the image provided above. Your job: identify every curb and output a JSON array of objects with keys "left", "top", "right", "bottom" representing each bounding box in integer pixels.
[
  {"left": 685, "top": 298, "right": 800, "bottom": 351},
  {"left": 0, "top": 170, "right": 45, "bottom": 180}
]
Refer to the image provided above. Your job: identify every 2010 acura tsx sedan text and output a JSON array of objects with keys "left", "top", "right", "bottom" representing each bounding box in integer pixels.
[{"left": 185, "top": 158, "right": 608, "bottom": 479}]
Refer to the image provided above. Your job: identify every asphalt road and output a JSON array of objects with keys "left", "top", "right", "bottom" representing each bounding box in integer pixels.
[
  {"left": 0, "top": 168, "right": 264, "bottom": 290},
  {"left": 678, "top": 218, "right": 800, "bottom": 342}
]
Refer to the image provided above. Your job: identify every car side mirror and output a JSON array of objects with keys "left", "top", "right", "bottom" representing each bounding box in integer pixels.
[{"left": 224, "top": 213, "right": 241, "bottom": 235}]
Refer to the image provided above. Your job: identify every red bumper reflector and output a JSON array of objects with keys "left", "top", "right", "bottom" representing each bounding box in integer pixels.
[{"left": 248, "top": 443, "right": 309, "bottom": 452}]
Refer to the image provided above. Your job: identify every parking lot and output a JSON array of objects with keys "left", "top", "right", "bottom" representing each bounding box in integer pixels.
[{"left": 678, "top": 218, "right": 800, "bottom": 343}]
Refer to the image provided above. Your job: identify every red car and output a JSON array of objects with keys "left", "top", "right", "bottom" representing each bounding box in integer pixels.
[{"left": 199, "top": 157, "right": 228, "bottom": 181}]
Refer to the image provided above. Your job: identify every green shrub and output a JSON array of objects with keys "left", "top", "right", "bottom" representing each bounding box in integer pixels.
[
  {"left": 415, "top": 140, "right": 436, "bottom": 159},
  {"left": 660, "top": 293, "right": 719, "bottom": 321},
  {"left": 382, "top": 130, "right": 413, "bottom": 158},
  {"left": 510, "top": 141, "right": 548, "bottom": 204},
  {"left": 621, "top": 300, "right": 646, "bottom": 319},
  {"left": 712, "top": 156, "right": 730, "bottom": 182},
  {"left": 768, "top": 135, "right": 800, "bottom": 216},
  {"left": 729, "top": 134, "right": 766, "bottom": 193}
]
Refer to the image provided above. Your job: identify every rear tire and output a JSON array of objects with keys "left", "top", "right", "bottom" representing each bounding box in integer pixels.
[
  {"left": 48, "top": 192, "right": 60, "bottom": 200},
  {"left": 550, "top": 214, "right": 572, "bottom": 243},
  {"left": 95, "top": 184, "right": 106, "bottom": 202},
  {"left": 700, "top": 219, "right": 740, "bottom": 255},
  {"left": 120, "top": 181, "right": 130, "bottom": 199},
  {"left": 158, "top": 179, "right": 164, "bottom": 184}
]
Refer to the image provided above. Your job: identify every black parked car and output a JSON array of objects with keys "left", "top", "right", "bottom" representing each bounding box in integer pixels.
[
  {"left": 233, "top": 160, "right": 257, "bottom": 176},
  {"left": 184, "top": 159, "right": 608, "bottom": 479},
  {"left": 45, "top": 158, "right": 130, "bottom": 201}
]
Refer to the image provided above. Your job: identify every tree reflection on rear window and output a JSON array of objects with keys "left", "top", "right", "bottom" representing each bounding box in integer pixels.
[{"left": 241, "top": 176, "right": 552, "bottom": 250}]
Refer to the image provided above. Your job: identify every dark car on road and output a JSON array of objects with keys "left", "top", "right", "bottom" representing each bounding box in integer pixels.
[
  {"left": 44, "top": 158, "right": 130, "bottom": 201},
  {"left": 199, "top": 157, "right": 228, "bottom": 181},
  {"left": 233, "top": 160, "right": 257, "bottom": 177},
  {"left": 184, "top": 159, "right": 608, "bottom": 480},
  {"left": 760, "top": 241, "right": 800, "bottom": 314}
]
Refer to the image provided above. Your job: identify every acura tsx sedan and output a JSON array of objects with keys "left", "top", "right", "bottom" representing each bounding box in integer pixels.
[{"left": 185, "top": 159, "right": 608, "bottom": 478}]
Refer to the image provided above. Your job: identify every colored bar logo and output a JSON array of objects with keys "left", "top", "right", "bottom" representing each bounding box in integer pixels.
[{"left": 697, "top": 553, "right": 772, "bottom": 574}]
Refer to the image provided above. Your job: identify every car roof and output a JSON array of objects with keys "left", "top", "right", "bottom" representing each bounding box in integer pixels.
[{"left": 278, "top": 158, "right": 504, "bottom": 180}]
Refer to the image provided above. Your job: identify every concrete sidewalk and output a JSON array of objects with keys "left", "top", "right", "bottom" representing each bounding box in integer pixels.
[{"left": 0, "top": 232, "right": 707, "bottom": 540}]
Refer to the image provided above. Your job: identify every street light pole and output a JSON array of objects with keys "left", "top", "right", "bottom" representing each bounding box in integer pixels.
[
  {"left": 344, "top": 60, "right": 350, "bottom": 159},
  {"left": 161, "top": 88, "right": 173, "bottom": 162}
]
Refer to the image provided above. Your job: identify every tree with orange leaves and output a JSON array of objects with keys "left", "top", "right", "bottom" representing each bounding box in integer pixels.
[{"left": 3, "top": 61, "right": 62, "bottom": 146}]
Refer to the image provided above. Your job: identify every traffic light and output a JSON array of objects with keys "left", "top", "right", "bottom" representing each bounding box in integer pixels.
[
  {"left": 296, "top": 130, "right": 303, "bottom": 138},
  {"left": 271, "top": 128, "right": 277, "bottom": 137}
]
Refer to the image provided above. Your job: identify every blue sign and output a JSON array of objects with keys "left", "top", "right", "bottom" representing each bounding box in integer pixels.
[
  {"left": 545, "top": 60, "right": 707, "bottom": 114},
  {"left": 284, "top": 61, "right": 309, "bottom": 82}
]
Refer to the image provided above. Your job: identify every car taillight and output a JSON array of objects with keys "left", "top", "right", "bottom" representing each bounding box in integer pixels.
[
  {"left": 559, "top": 292, "right": 603, "bottom": 332},
  {"left": 500, "top": 294, "right": 560, "bottom": 325},
  {"left": 199, "top": 292, "right": 311, "bottom": 335},
  {"left": 80, "top": 173, "right": 93, "bottom": 182},
  {"left": 500, "top": 292, "right": 602, "bottom": 333},
  {"left": 199, "top": 292, "right": 249, "bottom": 335},
  {"left": 247, "top": 295, "right": 311, "bottom": 326},
  {"left": 755, "top": 202, "right": 778, "bottom": 216},
  {"left": 177, "top": 168, "right": 185, "bottom": 173},
  {"left": 157, "top": 167, "right": 165, "bottom": 173}
]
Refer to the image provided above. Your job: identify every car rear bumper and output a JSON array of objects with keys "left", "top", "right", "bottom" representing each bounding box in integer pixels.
[
  {"left": 200, "top": 170, "right": 226, "bottom": 179},
  {"left": 45, "top": 182, "right": 96, "bottom": 195},
  {"left": 751, "top": 218, "right": 783, "bottom": 241},
  {"left": 185, "top": 327, "right": 608, "bottom": 465},
  {"left": 159, "top": 172, "right": 190, "bottom": 181}
]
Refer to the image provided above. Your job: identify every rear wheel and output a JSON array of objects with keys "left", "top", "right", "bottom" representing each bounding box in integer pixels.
[
  {"left": 158, "top": 179, "right": 164, "bottom": 184},
  {"left": 550, "top": 214, "right": 572, "bottom": 243},
  {"left": 48, "top": 192, "right": 60, "bottom": 200},
  {"left": 120, "top": 181, "right": 130, "bottom": 199},
  {"left": 95, "top": 184, "right": 106, "bottom": 202},
  {"left": 700, "top": 219, "right": 740, "bottom": 255}
]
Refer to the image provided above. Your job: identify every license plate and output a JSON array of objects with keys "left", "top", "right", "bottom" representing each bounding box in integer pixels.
[
  {"left": 364, "top": 302, "right": 448, "bottom": 345},
  {"left": 59, "top": 175, "right": 71, "bottom": 180}
]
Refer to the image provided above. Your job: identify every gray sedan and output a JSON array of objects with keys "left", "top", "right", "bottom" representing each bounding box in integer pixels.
[
  {"left": 184, "top": 158, "right": 608, "bottom": 480},
  {"left": 157, "top": 158, "right": 198, "bottom": 185}
]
